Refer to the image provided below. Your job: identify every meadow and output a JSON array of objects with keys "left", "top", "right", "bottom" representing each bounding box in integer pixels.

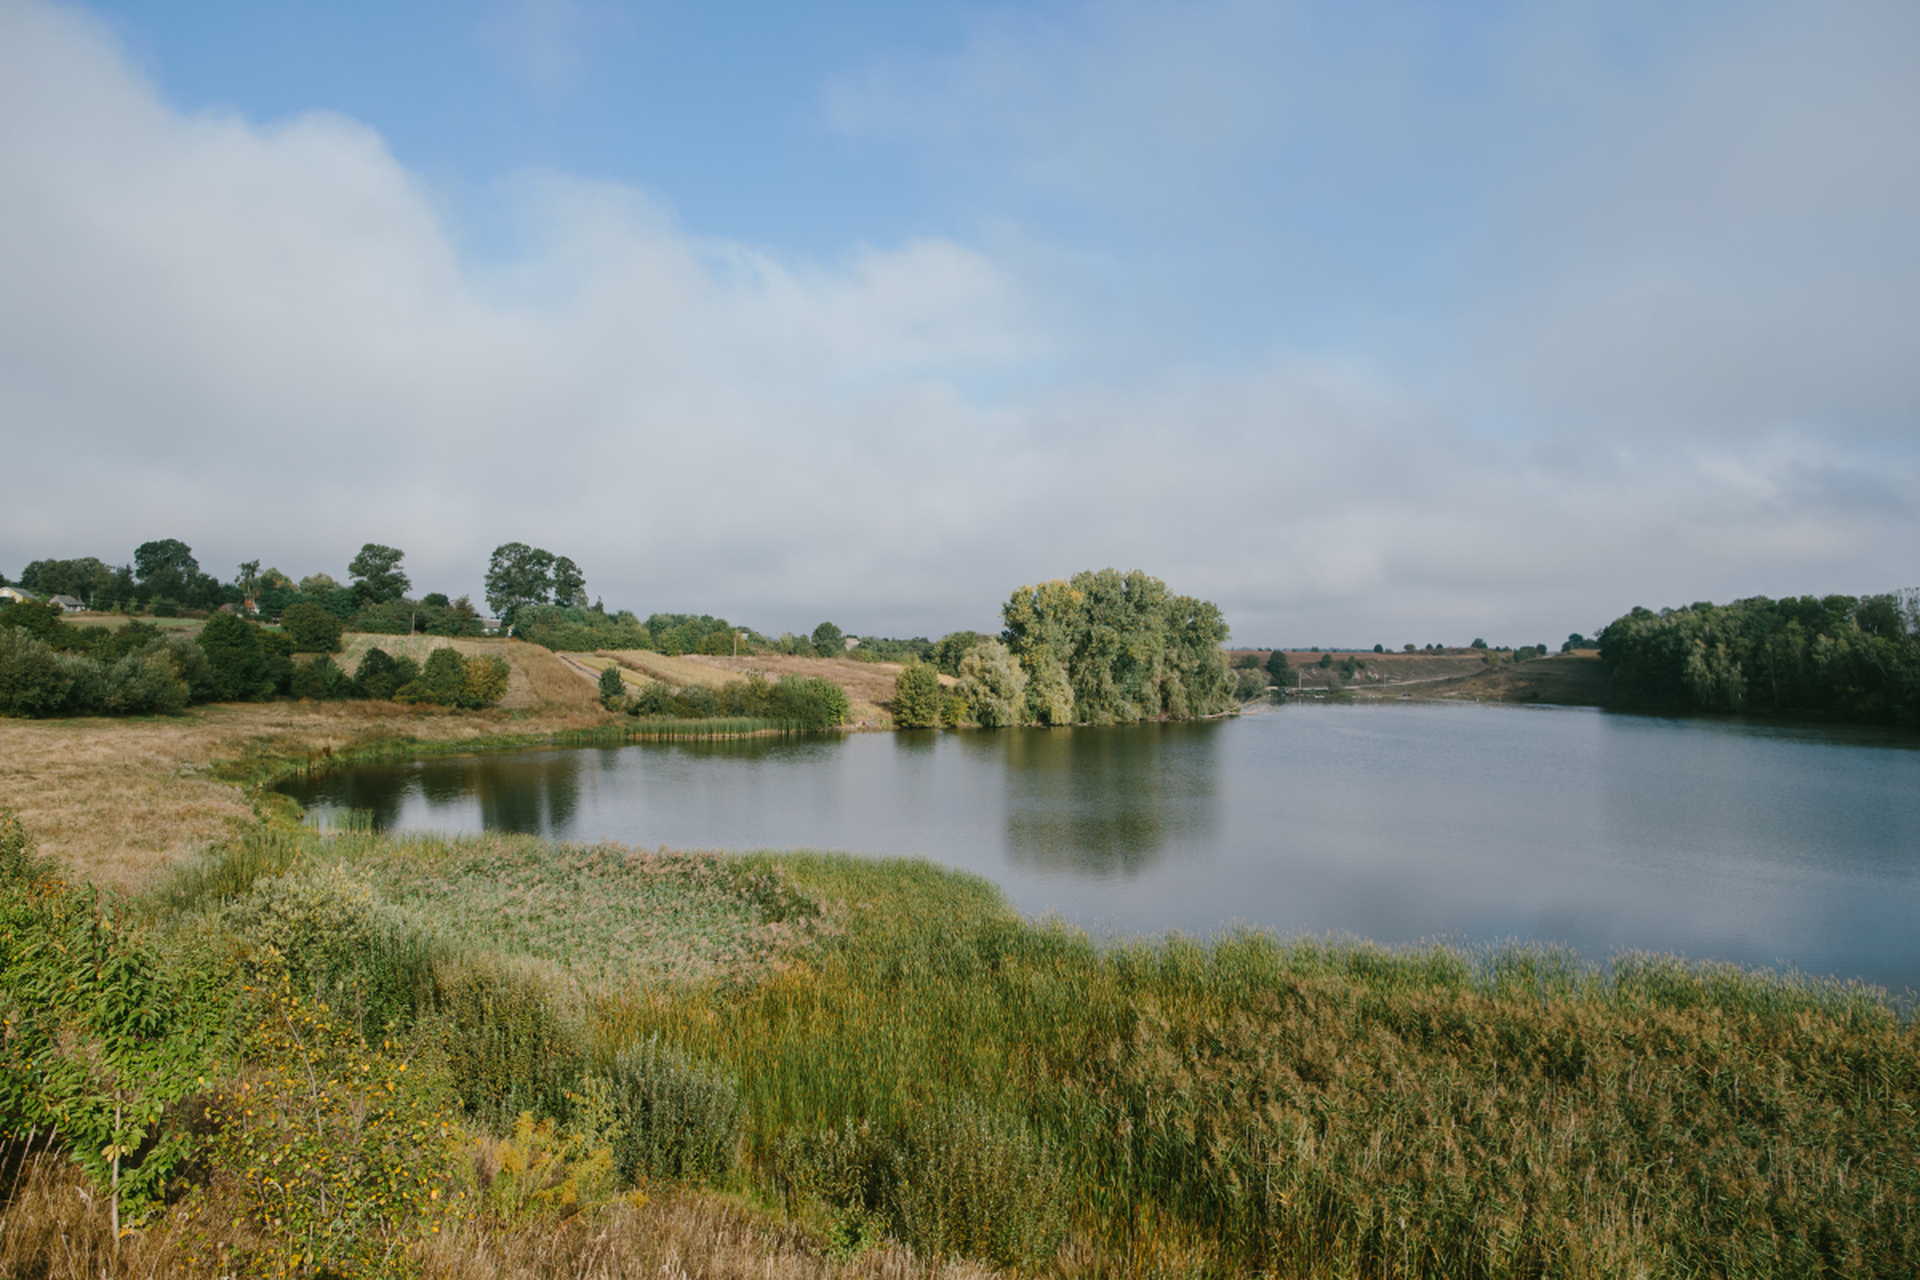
[{"left": 6, "top": 790, "right": 1916, "bottom": 1278}]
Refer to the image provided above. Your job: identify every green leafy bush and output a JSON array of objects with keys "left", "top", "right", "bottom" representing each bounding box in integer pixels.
[
  {"left": 598, "top": 664, "right": 626, "bottom": 710},
  {"left": 890, "top": 662, "right": 941, "bottom": 728},
  {"left": 0, "top": 809, "right": 226, "bottom": 1227},
  {"left": 280, "top": 599, "right": 345, "bottom": 652},
  {"left": 596, "top": 1035, "right": 742, "bottom": 1184}
]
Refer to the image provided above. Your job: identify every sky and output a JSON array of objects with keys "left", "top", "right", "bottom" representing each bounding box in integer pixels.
[{"left": 1, "top": 0, "right": 1914, "bottom": 647}]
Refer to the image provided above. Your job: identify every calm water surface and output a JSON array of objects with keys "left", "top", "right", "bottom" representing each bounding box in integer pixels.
[{"left": 279, "top": 704, "right": 1920, "bottom": 993}]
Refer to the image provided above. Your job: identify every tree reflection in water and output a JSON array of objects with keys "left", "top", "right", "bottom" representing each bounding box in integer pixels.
[{"left": 988, "top": 722, "right": 1221, "bottom": 876}]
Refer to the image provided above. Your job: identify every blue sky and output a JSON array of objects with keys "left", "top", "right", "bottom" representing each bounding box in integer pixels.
[{"left": 1, "top": 0, "right": 1914, "bottom": 645}]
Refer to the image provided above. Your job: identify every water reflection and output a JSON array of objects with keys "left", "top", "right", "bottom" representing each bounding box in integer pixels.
[
  {"left": 996, "top": 724, "right": 1220, "bottom": 875},
  {"left": 274, "top": 707, "right": 1920, "bottom": 992}
]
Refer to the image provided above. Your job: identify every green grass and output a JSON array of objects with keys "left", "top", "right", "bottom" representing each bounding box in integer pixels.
[{"left": 136, "top": 829, "right": 1920, "bottom": 1276}]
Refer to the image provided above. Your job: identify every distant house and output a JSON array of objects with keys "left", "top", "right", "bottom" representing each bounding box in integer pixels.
[
  {"left": 843, "top": 635, "right": 861, "bottom": 651},
  {"left": 0, "top": 586, "right": 35, "bottom": 605},
  {"left": 48, "top": 594, "right": 86, "bottom": 613},
  {"left": 479, "top": 617, "right": 505, "bottom": 635}
]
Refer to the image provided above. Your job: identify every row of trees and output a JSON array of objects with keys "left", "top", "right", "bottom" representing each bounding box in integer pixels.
[
  {"left": 0, "top": 599, "right": 508, "bottom": 718},
  {"left": 621, "top": 673, "right": 851, "bottom": 732},
  {"left": 1599, "top": 591, "right": 1920, "bottom": 724}
]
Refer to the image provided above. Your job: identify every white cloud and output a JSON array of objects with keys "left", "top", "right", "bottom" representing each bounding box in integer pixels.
[{"left": 0, "top": 0, "right": 1913, "bottom": 648}]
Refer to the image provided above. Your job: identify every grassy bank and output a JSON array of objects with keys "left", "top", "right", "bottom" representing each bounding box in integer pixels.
[{"left": 8, "top": 806, "right": 1914, "bottom": 1278}]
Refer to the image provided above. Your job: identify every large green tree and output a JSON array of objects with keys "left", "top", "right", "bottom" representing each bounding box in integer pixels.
[
  {"left": 347, "top": 544, "right": 411, "bottom": 606},
  {"left": 957, "top": 638, "right": 1028, "bottom": 728},
  {"left": 1000, "top": 569, "right": 1230, "bottom": 725},
  {"left": 485, "top": 543, "right": 586, "bottom": 629},
  {"left": 133, "top": 539, "right": 198, "bottom": 603},
  {"left": 194, "top": 611, "right": 272, "bottom": 702}
]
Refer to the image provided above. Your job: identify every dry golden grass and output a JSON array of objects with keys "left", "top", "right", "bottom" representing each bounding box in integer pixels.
[
  {"left": 0, "top": 1156, "right": 1000, "bottom": 1280},
  {"left": 0, "top": 663, "right": 606, "bottom": 891}
]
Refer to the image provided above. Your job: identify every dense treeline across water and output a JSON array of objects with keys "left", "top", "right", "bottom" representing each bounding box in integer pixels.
[
  {"left": 9, "top": 804, "right": 1913, "bottom": 1278},
  {"left": 1600, "top": 590, "right": 1920, "bottom": 724}
]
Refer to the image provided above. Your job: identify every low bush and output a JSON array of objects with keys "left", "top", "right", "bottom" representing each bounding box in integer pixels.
[{"left": 596, "top": 1036, "right": 743, "bottom": 1185}]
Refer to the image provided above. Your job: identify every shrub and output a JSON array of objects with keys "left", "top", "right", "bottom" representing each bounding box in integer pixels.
[
  {"left": 0, "top": 629, "right": 98, "bottom": 716},
  {"left": 769, "top": 675, "right": 849, "bottom": 731},
  {"left": 1266, "top": 649, "right": 1299, "bottom": 687},
  {"left": 195, "top": 610, "right": 272, "bottom": 701},
  {"left": 100, "top": 651, "right": 189, "bottom": 715},
  {"left": 598, "top": 664, "right": 626, "bottom": 711},
  {"left": 891, "top": 663, "right": 942, "bottom": 728},
  {"left": 433, "top": 958, "right": 583, "bottom": 1128},
  {"left": 1, "top": 810, "right": 226, "bottom": 1228},
  {"left": 462, "top": 654, "right": 510, "bottom": 708},
  {"left": 281, "top": 599, "right": 345, "bottom": 652},
  {"left": 354, "top": 647, "right": 419, "bottom": 701},
  {"left": 596, "top": 1036, "right": 743, "bottom": 1184},
  {"left": 289, "top": 654, "right": 352, "bottom": 701},
  {"left": 1232, "top": 666, "right": 1270, "bottom": 700}
]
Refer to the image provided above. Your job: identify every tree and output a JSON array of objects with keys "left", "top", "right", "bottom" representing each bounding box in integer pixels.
[
  {"left": 485, "top": 543, "right": 565, "bottom": 630},
  {"left": 1265, "top": 650, "right": 1298, "bottom": 688},
  {"left": 891, "top": 663, "right": 942, "bottom": 728},
  {"left": 281, "top": 601, "right": 345, "bottom": 654},
  {"left": 348, "top": 544, "right": 410, "bottom": 606},
  {"left": 1000, "top": 569, "right": 1229, "bottom": 726},
  {"left": 811, "top": 622, "right": 844, "bottom": 657},
  {"left": 551, "top": 557, "right": 586, "bottom": 609},
  {"left": 235, "top": 560, "right": 262, "bottom": 605},
  {"left": 932, "top": 631, "right": 983, "bottom": 676},
  {"left": 195, "top": 611, "right": 271, "bottom": 702},
  {"left": 19, "top": 557, "right": 113, "bottom": 605},
  {"left": 957, "top": 639, "right": 1028, "bottom": 727},
  {"left": 133, "top": 539, "right": 198, "bottom": 604},
  {"left": 599, "top": 665, "right": 626, "bottom": 711}
]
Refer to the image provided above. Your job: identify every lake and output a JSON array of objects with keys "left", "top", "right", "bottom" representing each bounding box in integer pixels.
[{"left": 278, "top": 703, "right": 1920, "bottom": 994}]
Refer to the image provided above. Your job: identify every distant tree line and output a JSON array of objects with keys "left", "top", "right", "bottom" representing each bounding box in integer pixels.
[
  {"left": 1600, "top": 591, "right": 1920, "bottom": 724},
  {"left": 0, "top": 599, "right": 507, "bottom": 718}
]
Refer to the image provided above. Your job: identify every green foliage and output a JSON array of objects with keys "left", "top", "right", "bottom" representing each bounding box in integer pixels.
[
  {"left": 598, "top": 664, "right": 626, "bottom": 710},
  {"left": 432, "top": 959, "right": 584, "bottom": 1129},
  {"left": 775, "top": 1098, "right": 1066, "bottom": 1267},
  {"left": 208, "top": 977, "right": 461, "bottom": 1275},
  {"left": 391, "top": 648, "right": 511, "bottom": 709},
  {"left": 1471, "top": 637, "right": 1489, "bottom": 649},
  {"left": 347, "top": 542, "right": 411, "bottom": 605},
  {"left": 1318, "top": 651, "right": 1334, "bottom": 668},
  {"left": 353, "top": 647, "right": 419, "bottom": 701},
  {"left": 1023, "top": 650, "right": 1075, "bottom": 726},
  {"left": 0, "top": 810, "right": 228, "bottom": 1226},
  {"left": 643, "top": 612, "right": 750, "bottom": 656},
  {"left": 811, "top": 620, "right": 844, "bottom": 657},
  {"left": 892, "top": 1096, "right": 1069, "bottom": 1266},
  {"left": 485, "top": 543, "right": 586, "bottom": 629},
  {"left": 0, "top": 597, "right": 65, "bottom": 639},
  {"left": 956, "top": 638, "right": 1027, "bottom": 727},
  {"left": 595, "top": 1035, "right": 743, "bottom": 1184},
  {"left": 1232, "top": 666, "right": 1270, "bottom": 700},
  {"left": 196, "top": 610, "right": 273, "bottom": 701},
  {"left": 1600, "top": 591, "right": 1920, "bottom": 723},
  {"left": 890, "top": 662, "right": 942, "bottom": 728},
  {"left": 17, "top": 556, "right": 113, "bottom": 604},
  {"left": 848, "top": 635, "right": 933, "bottom": 664},
  {"left": 1001, "top": 569, "right": 1231, "bottom": 725},
  {"left": 280, "top": 600, "right": 345, "bottom": 653},
  {"left": 931, "top": 630, "right": 983, "bottom": 676},
  {"left": 1266, "top": 649, "right": 1299, "bottom": 687},
  {"left": 516, "top": 604, "right": 652, "bottom": 652}
]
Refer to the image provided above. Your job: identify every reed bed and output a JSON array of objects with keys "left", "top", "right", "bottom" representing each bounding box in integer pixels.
[
  {"left": 558, "top": 717, "right": 791, "bottom": 744},
  {"left": 15, "top": 816, "right": 1920, "bottom": 1277}
]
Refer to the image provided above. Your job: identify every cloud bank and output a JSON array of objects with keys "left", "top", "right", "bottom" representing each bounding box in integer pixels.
[{"left": 0, "top": 0, "right": 1914, "bottom": 645}]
